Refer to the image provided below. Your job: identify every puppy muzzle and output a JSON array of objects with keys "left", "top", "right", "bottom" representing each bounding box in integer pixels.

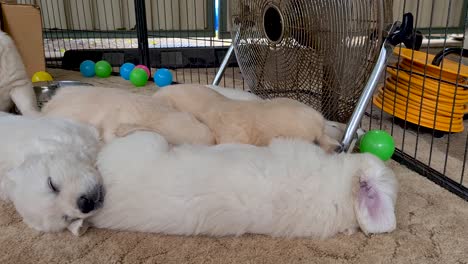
[{"left": 77, "top": 185, "right": 105, "bottom": 214}]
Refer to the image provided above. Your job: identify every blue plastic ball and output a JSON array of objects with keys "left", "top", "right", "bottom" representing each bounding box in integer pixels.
[
  {"left": 80, "top": 60, "right": 95, "bottom": 77},
  {"left": 120, "top": 62, "right": 135, "bottom": 80},
  {"left": 154, "top": 68, "right": 173, "bottom": 87}
]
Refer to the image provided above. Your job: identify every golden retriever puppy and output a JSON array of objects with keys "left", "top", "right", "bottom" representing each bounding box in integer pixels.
[
  {"left": 149, "top": 84, "right": 339, "bottom": 152},
  {"left": 41, "top": 86, "right": 215, "bottom": 144}
]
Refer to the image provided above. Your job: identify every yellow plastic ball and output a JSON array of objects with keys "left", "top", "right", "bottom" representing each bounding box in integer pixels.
[{"left": 31, "top": 71, "right": 53, "bottom": 83}]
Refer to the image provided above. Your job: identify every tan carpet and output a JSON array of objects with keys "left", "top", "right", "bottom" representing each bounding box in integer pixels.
[{"left": 1, "top": 69, "right": 467, "bottom": 264}]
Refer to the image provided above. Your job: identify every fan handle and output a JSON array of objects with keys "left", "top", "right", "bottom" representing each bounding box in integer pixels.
[
  {"left": 213, "top": 44, "right": 235, "bottom": 86},
  {"left": 213, "top": 31, "right": 240, "bottom": 86},
  {"left": 338, "top": 13, "right": 420, "bottom": 153}
]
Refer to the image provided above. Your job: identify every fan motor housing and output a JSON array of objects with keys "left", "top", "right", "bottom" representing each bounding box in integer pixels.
[{"left": 262, "top": 3, "right": 284, "bottom": 44}]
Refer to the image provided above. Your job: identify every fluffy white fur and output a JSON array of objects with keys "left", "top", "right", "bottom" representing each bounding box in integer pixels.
[
  {"left": 152, "top": 84, "right": 339, "bottom": 152},
  {"left": 41, "top": 86, "right": 215, "bottom": 144},
  {"left": 90, "top": 131, "right": 398, "bottom": 239},
  {"left": 0, "top": 113, "right": 104, "bottom": 233},
  {"left": 0, "top": 30, "right": 39, "bottom": 116}
]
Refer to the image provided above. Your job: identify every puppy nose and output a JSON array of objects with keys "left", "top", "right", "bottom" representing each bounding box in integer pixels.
[
  {"left": 77, "top": 195, "right": 95, "bottom": 214},
  {"left": 77, "top": 185, "right": 104, "bottom": 214}
]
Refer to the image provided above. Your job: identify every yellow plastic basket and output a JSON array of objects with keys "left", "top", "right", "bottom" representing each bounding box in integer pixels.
[{"left": 373, "top": 47, "right": 468, "bottom": 133}]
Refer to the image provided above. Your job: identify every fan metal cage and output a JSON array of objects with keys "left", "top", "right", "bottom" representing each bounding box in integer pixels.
[{"left": 230, "top": 0, "right": 385, "bottom": 122}]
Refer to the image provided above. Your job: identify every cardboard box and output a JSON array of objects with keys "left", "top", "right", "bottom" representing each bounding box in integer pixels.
[{"left": 0, "top": 2, "right": 45, "bottom": 78}]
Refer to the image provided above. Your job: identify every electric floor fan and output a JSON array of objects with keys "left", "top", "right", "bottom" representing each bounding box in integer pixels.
[{"left": 212, "top": 0, "right": 421, "bottom": 153}]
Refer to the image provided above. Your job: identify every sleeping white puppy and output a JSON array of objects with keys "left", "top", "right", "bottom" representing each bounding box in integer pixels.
[
  {"left": 0, "top": 30, "right": 39, "bottom": 116},
  {"left": 90, "top": 131, "right": 398, "bottom": 239},
  {"left": 0, "top": 113, "right": 104, "bottom": 234}
]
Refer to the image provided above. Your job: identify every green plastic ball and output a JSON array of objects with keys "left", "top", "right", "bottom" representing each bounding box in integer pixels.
[
  {"left": 359, "top": 130, "right": 395, "bottom": 161},
  {"left": 129, "top": 68, "right": 148, "bottom": 87},
  {"left": 95, "top": 60, "right": 112, "bottom": 78}
]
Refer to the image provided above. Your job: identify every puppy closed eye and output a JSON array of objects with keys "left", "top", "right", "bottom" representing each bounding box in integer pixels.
[{"left": 48, "top": 177, "right": 60, "bottom": 193}]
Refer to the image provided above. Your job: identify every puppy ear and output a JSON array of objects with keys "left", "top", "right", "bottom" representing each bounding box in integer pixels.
[
  {"left": 354, "top": 170, "right": 397, "bottom": 235},
  {"left": 0, "top": 157, "right": 39, "bottom": 201}
]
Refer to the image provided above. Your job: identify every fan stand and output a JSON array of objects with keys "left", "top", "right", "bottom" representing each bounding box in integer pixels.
[
  {"left": 212, "top": 44, "right": 235, "bottom": 86},
  {"left": 212, "top": 13, "right": 419, "bottom": 154},
  {"left": 338, "top": 13, "right": 421, "bottom": 152}
]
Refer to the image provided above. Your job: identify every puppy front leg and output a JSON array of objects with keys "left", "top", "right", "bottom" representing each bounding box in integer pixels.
[
  {"left": 114, "top": 123, "right": 155, "bottom": 138},
  {"left": 115, "top": 122, "right": 210, "bottom": 146},
  {"left": 10, "top": 83, "right": 40, "bottom": 116}
]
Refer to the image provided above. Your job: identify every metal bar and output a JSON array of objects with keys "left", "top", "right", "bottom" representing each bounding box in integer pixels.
[
  {"left": 338, "top": 43, "right": 392, "bottom": 152},
  {"left": 414, "top": 0, "right": 436, "bottom": 160},
  {"left": 0, "top": 3, "right": 4, "bottom": 32},
  {"left": 393, "top": 149, "right": 468, "bottom": 202},
  {"left": 400, "top": 0, "right": 421, "bottom": 154},
  {"left": 428, "top": 0, "right": 453, "bottom": 167},
  {"left": 212, "top": 43, "right": 234, "bottom": 86},
  {"left": 459, "top": 0, "right": 468, "bottom": 29},
  {"left": 134, "top": 0, "right": 151, "bottom": 75},
  {"left": 42, "top": 29, "right": 215, "bottom": 39}
]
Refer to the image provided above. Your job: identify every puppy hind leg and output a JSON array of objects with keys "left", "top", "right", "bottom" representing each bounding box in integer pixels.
[
  {"left": 157, "top": 112, "right": 216, "bottom": 145},
  {"left": 216, "top": 128, "right": 252, "bottom": 145}
]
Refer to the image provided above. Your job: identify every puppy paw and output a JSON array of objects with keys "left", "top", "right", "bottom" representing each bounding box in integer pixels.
[
  {"left": 342, "top": 228, "right": 358, "bottom": 236},
  {"left": 316, "top": 134, "right": 341, "bottom": 154}
]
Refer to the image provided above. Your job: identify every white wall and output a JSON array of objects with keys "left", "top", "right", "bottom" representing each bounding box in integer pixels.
[
  {"left": 20, "top": 0, "right": 466, "bottom": 33},
  {"left": 26, "top": 0, "right": 208, "bottom": 31},
  {"left": 392, "top": 0, "right": 465, "bottom": 29}
]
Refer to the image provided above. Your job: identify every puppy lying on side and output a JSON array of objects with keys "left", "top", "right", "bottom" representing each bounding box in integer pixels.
[
  {"left": 90, "top": 131, "right": 398, "bottom": 239},
  {"left": 206, "top": 85, "right": 365, "bottom": 152},
  {"left": 0, "top": 113, "right": 104, "bottom": 234},
  {"left": 41, "top": 86, "right": 215, "bottom": 144},
  {"left": 0, "top": 31, "right": 39, "bottom": 116},
  {"left": 149, "top": 84, "right": 339, "bottom": 152}
]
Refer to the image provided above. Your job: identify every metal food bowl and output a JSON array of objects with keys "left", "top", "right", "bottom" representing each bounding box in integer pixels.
[{"left": 12, "top": 81, "right": 93, "bottom": 114}]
